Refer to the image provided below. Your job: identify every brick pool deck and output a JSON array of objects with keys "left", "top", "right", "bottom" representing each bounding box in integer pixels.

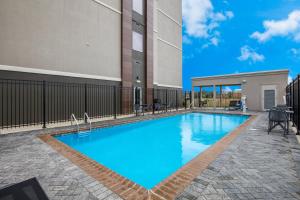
[{"left": 1, "top": 112, "right": 300, "bottom": 199}]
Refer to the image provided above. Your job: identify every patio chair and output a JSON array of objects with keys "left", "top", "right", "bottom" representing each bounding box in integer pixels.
[
  {"left": 275, "top": 104, "right": 294, "bottom": 125},
  {"left": 153, "top": 99, "right": 162, "bottom": 113},
  {"left": 200, "top": 100, "right": 208, "bottom": 107},
  {"left": 228, "top": 100, "right": 241, "bottom": 111},
  {"left": 268, "top": 108, "right": 289, "bottom": 135},
  {"left": 276, "top": 104, "right": 290, "bottom": 110},
  {"left": 141, "top": 104, "right": 153, "bottom": 115},
  {"left": 0, "top": 177, "right": 49, "bottom": 200},
  {"left": 153, "top": 103, "right": 161, "bottom": 113}
]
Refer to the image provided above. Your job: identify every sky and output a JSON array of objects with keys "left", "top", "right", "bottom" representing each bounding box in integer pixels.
[{"left": 182, "top": 0, "right": 300, "bottom": 90}]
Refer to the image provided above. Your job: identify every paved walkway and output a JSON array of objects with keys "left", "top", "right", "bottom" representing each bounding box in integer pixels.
[
  {"left": 177, "top": 113, "right": 300, "bottom": 200},
  {"left": 0, "top": 132, "right": 121, "bottom": 200},
  {"left": 0, "top": 113, "right": 300, "bottom": 200}
]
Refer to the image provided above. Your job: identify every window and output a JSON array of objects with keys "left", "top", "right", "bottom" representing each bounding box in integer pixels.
[
  {"left": 132, "top": 31, "right": 143, "bottom": 52},
  {"left": 133, "top": 0, "right": 143, "bottom": 15}
]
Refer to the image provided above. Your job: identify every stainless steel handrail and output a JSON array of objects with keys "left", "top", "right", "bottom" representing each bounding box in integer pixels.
[
  {"left": 84, "top": 113, "right": 92, "bottom": 132},
  {"left": 71, "top": 114, "right": 79, "bottom": 133}
]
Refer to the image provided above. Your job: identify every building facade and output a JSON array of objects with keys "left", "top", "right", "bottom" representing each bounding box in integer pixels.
[
  {"left": 192, "top": 70, "right": 289, "bottom": 111},
  {"left": 0, "top": 0, "right": 182, "bottom": 105}
]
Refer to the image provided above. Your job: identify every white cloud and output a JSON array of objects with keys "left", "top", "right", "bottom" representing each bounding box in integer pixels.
[
  {"left": 288, "top": 75, "right": 293, "bottom": 84},
  {"left": 290, "top": 48, "right": 300, "bottom": 56},
  {"left": 182, "top": 0, "right": 233, "bottom": 46},
  {"left": 223, "top": 0, "right": 229, "bottom": 5},
  {"left": 225, "top": 11, "right": 234, "bottom": 19},
  {"left": 210, "top": 37, "right": 219, "bottom": 46},
  {"left": 234, "top": 88, "right": 242, "bottom": 93},
  {"left": 223, "top": 86, "right": 232, "bottom": 94},
  {"left": 251, "top": 10, "right": 300, "bottom": 43},
  {"left": 238, "top": 46, "right": 265, "bottom": 63}
]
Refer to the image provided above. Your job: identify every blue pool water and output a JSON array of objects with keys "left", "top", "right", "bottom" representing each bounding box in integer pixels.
[{"left": 56, "top": 113, "right": 249, "bottom": 189}]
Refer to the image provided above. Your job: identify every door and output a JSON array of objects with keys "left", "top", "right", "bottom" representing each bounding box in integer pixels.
[
  {"left": 134, "top": 87, "right": 142, "bottom": 106},
  {"left": 263, "top": 89, "right": 276, "bottom": 110}
]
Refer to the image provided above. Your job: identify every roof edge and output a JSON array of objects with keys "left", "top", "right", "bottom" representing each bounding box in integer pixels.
[{"left": 192, "top": 69, "right": 289, "bottom": 80}]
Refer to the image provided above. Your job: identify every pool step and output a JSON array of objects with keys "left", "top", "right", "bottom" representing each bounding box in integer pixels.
[{"left": 77, "top": 131, "right": 91, "bottom": 137}]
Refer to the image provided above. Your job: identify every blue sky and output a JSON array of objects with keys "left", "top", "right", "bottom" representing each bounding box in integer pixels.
[{"left": 182, "top": 0, "right": 300, "bottom": 90}]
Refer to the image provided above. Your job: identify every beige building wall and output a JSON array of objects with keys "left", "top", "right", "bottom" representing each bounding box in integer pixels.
[
  {"left": 153, "top": 0, "right": 182, "bottom": 88},
  {"left": 0, "top": 0, "right": 121, "bottom": 81},
  {"left": 192, "top": 70, "right": 289, "bottom": 111}
]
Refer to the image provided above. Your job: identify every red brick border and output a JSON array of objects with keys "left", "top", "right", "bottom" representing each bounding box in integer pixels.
[{"left": 39, "top": 113, "right": 256, "bottom": 200}]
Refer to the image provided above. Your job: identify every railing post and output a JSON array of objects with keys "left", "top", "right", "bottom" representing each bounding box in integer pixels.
[
  {"left": 290, "top": 83, "right": 292, "bottom": 110},
  {"left": 42, "top": 80, "right": 46, "bottom": 128},
  {"left": 176, "top": 90, "right": 178, "bottom": 111},
  {"left": 185, "top": 91, "right": 187, "bottom": 110},
  {"left": 289, "top": 83, "right": 294, "bottom": 123},
  {"left": 293, "top": 80, "right": 295, "bottom": 126},
  {"left": 152, "top": 88, "right": 155, "bottom": 114},
  {"left": 114, "top": 86, "right": 117, "bottom": 119},
  {"left": 84, "top": 83, "right": 87, "bottom": 123},
  {"left": 297, "top": 74, "right": 300, "bottom": 135},
  {"left": 165, "top": 89, "right": 168, "bottom": 112}
]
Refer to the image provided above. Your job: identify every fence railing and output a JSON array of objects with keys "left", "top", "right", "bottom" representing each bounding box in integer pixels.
[
  {"left": 193, "top": 92, "right": 242, "bottom": 108},
  {"left": 0, "top": 78, "right": 191, "bottom": 129},
  {"left": 286, "top": 75, "right": 300, "bottom": 134}
]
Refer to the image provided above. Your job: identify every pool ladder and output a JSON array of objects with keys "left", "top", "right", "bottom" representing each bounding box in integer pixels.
[
  {"left": 70, "top": 113, "right": 92, "bottom": 134},
  {"left": 83, "top": 112, "right": 92, "bottom": 132},
  {"left": 71, "top": 114, "right": 80, "bottom": 133}
]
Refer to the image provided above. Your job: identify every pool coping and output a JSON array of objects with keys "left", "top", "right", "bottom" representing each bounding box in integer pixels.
[{"left": 38, "top": 111, "right": 256, "bottom": 200}]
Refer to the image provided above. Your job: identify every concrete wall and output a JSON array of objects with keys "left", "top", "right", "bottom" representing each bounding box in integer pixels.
[
  {"left": 192, "top": 71, "right": 289, "bottom": 111},
  {"left": 153, "top": 0, "right": 182, "bottom": 88},
  {"left": 0, "top": 0, "right": 121, "bottom": 81}
]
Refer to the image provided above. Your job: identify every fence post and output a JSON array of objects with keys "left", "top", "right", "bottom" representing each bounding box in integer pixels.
[
  {"left": 176, "top": 90, "right": 178, "bottom": 111},
  {"left": 42, "top": 81, "right": 46, "bottom": 128},
  {"left": 185, "top": 91, "right": 187, "bottom": 110},
  {"left": 290, "top": 83, "right": 292, "bottom": 111},
  {"left": 289, "top": 83, "right": 294, "bottom": 126},
  {"left": 165, "top": 89, "right": 168, "bottom": 112},
  {"left": 293, "top": 80, "right": 295, "bottom": 126},
  {"left": 152, "top": 88, "right": 155, "bottom": 114},
  {"left": 297, "top": 74, "right": 300, "bottom": 135},
  {"left": 114, "top": 86, "right": 117, "bottom": 119},
  {"left": 84, "top": 83, "right": 87, "bottom": 123}
]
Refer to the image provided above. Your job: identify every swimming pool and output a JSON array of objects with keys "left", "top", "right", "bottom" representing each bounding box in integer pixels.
[{"left": 56, "top": 113, "right": 249, "bottom": 189}]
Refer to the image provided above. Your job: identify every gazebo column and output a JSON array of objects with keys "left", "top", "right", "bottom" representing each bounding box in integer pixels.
[
  {"left": 191, "top": 86, "right": 195, "bottom": 108},
  {"left": 220, "top": 85, "right": 222, "bottom": 107},
  {"left": 213, "top": 85, "right": 216, "bottom": 109},
  {"left": 199, "top": 86, "right": 202, "bottom": 107}
]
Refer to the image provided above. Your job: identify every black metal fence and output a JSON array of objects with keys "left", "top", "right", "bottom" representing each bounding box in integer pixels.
[
  {"left": 0, "top": 79, "right": 191, "bottom": 129},
  {"left": 286, "top": 75, "right": 300, "bottom": 134}
]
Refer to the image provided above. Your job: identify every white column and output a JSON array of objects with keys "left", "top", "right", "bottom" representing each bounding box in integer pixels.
[
  {"left": 220, "top": 85, "right": 222, "bottom": 108},
  {"left": 213, "top": 85, "right": 216, "bottom": 109},
  {"left": 191, "top": 86, "right": 195, "bottom": 108},
  {"left": 199, "top": 86, "right": 202, "bottom": 107}
]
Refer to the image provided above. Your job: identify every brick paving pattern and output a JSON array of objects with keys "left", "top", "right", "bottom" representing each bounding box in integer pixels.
[
  {"left": 0, "top": 112, "right": 300, "bottom": 200},
  {"left": 0, "top": 133, "right": 122, "bottom": 200},
  {"left": 177, "top": 113, "right": 300, "bottom": 200}
]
